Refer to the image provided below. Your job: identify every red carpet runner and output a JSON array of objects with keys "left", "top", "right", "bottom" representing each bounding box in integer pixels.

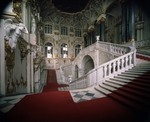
[
  {"left": 42, "top": 69, "right": 68, "bottom": 92},
  {"left": 4, "top": 69, "right": 150, "bottom": 122}
]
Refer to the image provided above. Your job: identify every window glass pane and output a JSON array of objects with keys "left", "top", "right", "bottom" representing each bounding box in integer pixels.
[
  {"left": 61, "top": 26, "right": 68, "bottom": 35},
  {"left": 61, "top": 43, "right": 68, "bottom": 58},
  {"left": 75, "top": 29, "right": 81, "bottom": 37},
  {"left": 44, "top": 24, "right": 52, "bottom": 34}
]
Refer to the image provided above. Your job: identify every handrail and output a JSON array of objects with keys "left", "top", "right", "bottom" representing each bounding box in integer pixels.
[
  {"left": 123, "top": 38, "right": 150, "bottom": 48},
  {"left": 61, "top": 41, "right": 132, "bottom": 71}
]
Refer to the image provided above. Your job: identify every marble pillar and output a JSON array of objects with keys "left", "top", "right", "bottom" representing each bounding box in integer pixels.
[
  {"left": 0, "top": 19, "right": 6, "bottom": 96},
  {"left": 101, "top": 21, "right": 105, "bottom": 42},
  {"left": 121, "top": 1, "right": 127, "bottom": 43},
  {"left": 128, "top": 0, "right": 135, "bottom": 42}
]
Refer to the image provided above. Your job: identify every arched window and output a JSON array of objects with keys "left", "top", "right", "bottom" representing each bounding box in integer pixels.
[
  {"left": 61, "top": 26, "right": 68, "bottom": 35},
  {"left": 61, "top": 43, "right": 68, "bottom": 58},
  {"left": 75, "top": 44, "right": 81, "bottom": 57},
  {"left": 45, "top": 42, "right": 53, "bottom": 58},
  {"left": 75, "top": 28, "right": 81, "bottom": 37},
  {"left": 44, "top": 24, "right": 52, "bottom": 34}
]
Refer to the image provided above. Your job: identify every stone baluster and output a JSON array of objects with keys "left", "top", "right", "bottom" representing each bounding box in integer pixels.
[
  {"left": 103, "top": 65, "right": 107, "bottom": 78},
  {"left": 121, "top": 58, "right": 124, "bottom": 69},
  {"left": 113, "top": 61, "right": 116, "bottom": 74},
  {"left": 108, "top": 63, "right": 112, "bottom": 75},
  {"left": 117, "top": 60, "right": 120, "bottom": 71},
  {"left": 129, "top": 54, "right": 132, "bottom": 66}
]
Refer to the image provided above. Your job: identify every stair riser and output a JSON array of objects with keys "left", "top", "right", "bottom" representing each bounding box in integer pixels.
[
  {"left": 120, "top": 87, "right": 150, "bottom": 99},
  {"left": 113, "top": 91, "right": 150, "bottom": 106}
]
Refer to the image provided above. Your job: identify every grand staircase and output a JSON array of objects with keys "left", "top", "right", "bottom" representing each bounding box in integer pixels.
[{"left": 95, "top": 56, "right": 150, "bottom": 112}]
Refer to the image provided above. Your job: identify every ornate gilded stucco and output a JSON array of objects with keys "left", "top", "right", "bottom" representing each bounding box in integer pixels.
[
  {"left": 12, "top": 0, "right": 22, "bottom": 22},
  {"left": 18, "top": 37, "right": 30, "bottom": 62},
  {"left": 5, "top": 40, "right": 16, "bottom": 95}
]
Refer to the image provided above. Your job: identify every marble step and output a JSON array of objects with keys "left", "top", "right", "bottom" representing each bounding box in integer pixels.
[
  {"left": 114, "top": 90, "right": 150, "bottom": 106},
  {"left": 100, "top": 83, "right": 117, "bottom": 92},
  {"left": 132, "top": 67, "right": 150, "bottom": 70},
  {"left": 125, "top": 83, "right": 150, "bottom": 93},
  {"left": 118, "top": 73, "right": 140, "bottom": 78},
  {"left": 94, "top": 86, "right": 111, "bottom": 95},
  {"left": 108, "top": 93, "right": 146, "bottom": 112},
  {"left": 126, "top": 70, "right": 148, "bottom": 73},
  {"left": 104, "top": 81, "right": 122, "bottom": 89},
  {"left": 121, "top": 86, "right": 150, "bottom": 99},
  {"left": 58, "top": 87, "right": 69, "bottom": 91},
  {"left": 106, "top": 79, "right": 126, "bottom": 86},
  {"left": 114, "top": 75, "right": 135, "bottom": 80},
  {"left": 110, "top": 77, "right": 131, "bottom": 83},
  {"left": 122, "top": 71, "right": 145, "bottom": 75}
]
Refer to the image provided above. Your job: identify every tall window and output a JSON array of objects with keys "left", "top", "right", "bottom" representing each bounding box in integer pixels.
[
  {"left": 44, "top": 24, "right": 52, "bottom": 34},
  {"left": 61, "top": 43, "right": 68, "bottom": 58},
  {"left": 45, "top": 42, "right": 53, "bottom": 58},
  {"left": 61, "top": 26, "right": 68, "bottom": 35},
  {"left": 75, "top": 28, "right": 81, "bottom": 37},
  {"left": 75, "top": 44, "right": 81, "bottom": 57}
]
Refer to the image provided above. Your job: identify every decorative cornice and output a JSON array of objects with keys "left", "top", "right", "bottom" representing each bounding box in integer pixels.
[{"left": 2, "top": 12, "right": 21, "bottom": 23}]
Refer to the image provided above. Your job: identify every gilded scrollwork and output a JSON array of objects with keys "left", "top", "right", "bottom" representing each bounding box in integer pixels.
[
  {"left": 12, "top": 0, "right": 22, "bottom": 22},
  {"left": 18, "top": 37, "right": 30, "bottom": 62},
  {"left": 5, "top": 37, "right": 16, "bottom": 95},
  {"left": 20, "top": 74, "right": 27, "bottom": 87},
  {"left": 6, "top": 79, "right": 16, "bottom": 95}
]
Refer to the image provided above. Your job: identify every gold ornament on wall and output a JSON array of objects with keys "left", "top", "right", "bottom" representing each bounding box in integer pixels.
[
  {"left": 5, "top": 40, "right": 16, "bottom": 95},
  {"left": 20, "top": 74, "right": 27, "bottom": 87},
  {"left": 6, "top": 79, "right": 16, "bottom": 95},
  {"left": 18, "top": 37, "right": 30, "bottom": 63},
  {"left": 12, "top": 0, "right": 22, "bottom": 22}
]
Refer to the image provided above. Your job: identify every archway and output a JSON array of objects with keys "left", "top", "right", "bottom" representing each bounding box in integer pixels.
[
  {"left": 45, "top": 42, "right": 53, "bottom": 58},
  {"left": 81, "top": 55, "right": 94, "bottom": 75}
]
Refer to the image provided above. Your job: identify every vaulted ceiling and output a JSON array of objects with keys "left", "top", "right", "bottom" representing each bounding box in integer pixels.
[
  {"left": 52, "top": 0, "right": 90, "bottom": 13},
  {"left": 37, "top": 0, "right": 117, "bottom": 30}
]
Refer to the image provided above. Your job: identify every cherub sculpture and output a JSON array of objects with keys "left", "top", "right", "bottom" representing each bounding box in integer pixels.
[{"left": 4, "top": 19, "right": 28, "bottom": 50}]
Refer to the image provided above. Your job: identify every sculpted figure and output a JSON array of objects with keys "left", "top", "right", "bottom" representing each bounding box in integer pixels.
[{"left": 4, "top": 19, "right": 28, "bottom": 50}]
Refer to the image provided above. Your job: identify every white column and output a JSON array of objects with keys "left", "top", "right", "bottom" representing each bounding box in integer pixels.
[
  {"left": 30, "top": 52, "right": 34, "bottom": 93},
  {"left": 0, "top": 19, "right": 6, "bottom": 96}
]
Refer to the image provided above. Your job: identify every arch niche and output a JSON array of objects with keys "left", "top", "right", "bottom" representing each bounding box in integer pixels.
[
  {"left": 81, "top": 55, "right": 95, "bottom": 75},
  {"left": 45, "top": 42, "right": 53, "bottom": 58}
]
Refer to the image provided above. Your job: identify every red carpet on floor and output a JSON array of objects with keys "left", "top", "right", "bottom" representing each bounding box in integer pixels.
[{"left": 5, "top": 69, "right": 150, "bottom": 122}]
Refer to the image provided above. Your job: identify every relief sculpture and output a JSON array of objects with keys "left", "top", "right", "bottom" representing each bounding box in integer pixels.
[{"left": 4, "top": 19, "right": 28, "bottom": 95}]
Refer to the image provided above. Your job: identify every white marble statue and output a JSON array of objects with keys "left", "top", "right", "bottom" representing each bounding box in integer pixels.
[{"left": 4, "top": 19, "right": 28, "bottom": 50}]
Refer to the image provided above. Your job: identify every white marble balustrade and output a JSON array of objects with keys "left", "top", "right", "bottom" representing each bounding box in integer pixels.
[{"left": 61, "top": 41, "right": 136, "bottom": 90}]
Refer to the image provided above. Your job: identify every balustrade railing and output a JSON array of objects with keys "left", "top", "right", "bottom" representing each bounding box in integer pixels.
[
  {"left": 59, "top": 41, "right": 136, "bottom": 90},
  {"left": 69, "top": 49, "right": 136, "bottom": 89},
  {"left": 124, "top": 38, "right": 150, "bottom": 48}
]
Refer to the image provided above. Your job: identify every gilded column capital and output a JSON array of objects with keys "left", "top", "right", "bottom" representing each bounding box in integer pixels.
[
  {"left": 135, "top": 21, "right": 144, "bottom": 30},
  {"left": 97, "top": 14, "right": 106, "bottom": 23},
  {"left": 88, "top": 25, "right": 94, "bottom": 32},
  {"left": 82, "top": 32, "right": 87, "bottom": 37}
]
